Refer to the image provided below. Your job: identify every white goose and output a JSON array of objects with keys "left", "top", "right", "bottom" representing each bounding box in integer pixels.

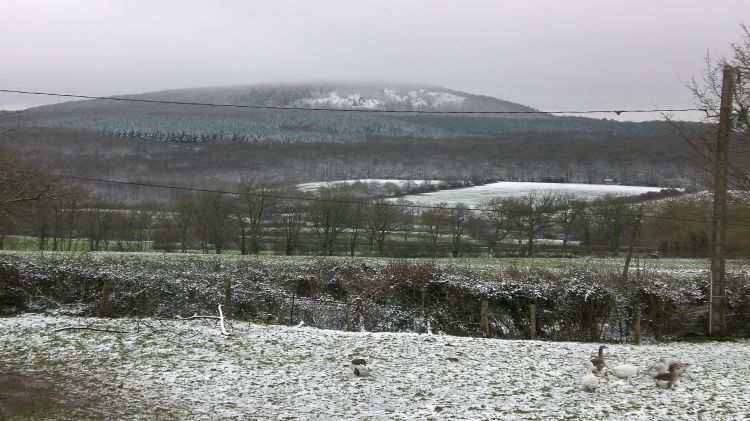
[
  {"left": 612, "top": 363, "right": 640, "bottom": 379},
  {"left": 580, "top": 361, "right": 598, "bottom": 392}
]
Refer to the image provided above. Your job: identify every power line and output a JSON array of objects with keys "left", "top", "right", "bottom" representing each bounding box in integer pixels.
[
  {"left": 54, "top": 173, "right": 750, "bottom": 228},
  {"left": 0, "top": 89, "right": 707, "bottom": 116}
]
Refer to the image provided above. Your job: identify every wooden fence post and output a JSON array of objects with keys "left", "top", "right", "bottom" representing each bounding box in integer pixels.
[
  {"left": 529, "top": 303, "right": 537, "bottom": 339},
  {"left": 289, "top": 291, "right": 296, "bottom": 325},
  {"left": 223, "top": 278, "right": 232, "bottom": 319},
  {"left": 480, "top": 300, "right": 490, "bottom": 338},
  {"left": 355, "top": 298, "right": 365, "bottom": 332},
  {"left": 99, "top": 279, "right": 112, "bottom": 317},
  {"left": 346, "top": 300, "right": 353, "bottom": 332},
  {"left": 634, "top": 309, "right": 641, "bottom": 345},
  {"left": 421, "top": 289, "right": 429, "bottom": 333}
]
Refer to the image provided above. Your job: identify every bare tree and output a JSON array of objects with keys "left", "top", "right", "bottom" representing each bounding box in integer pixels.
[
  {"left": 151, "top": 211, "right": 180, "bottom": 252},
  {"left": 446, "top": 203, "right": 471, "bottom": 257},
  {"left": 483, "top": 197, "right": 515, "bottom": 256},
  {"left": 346, "top": 202, "right": 366, "bottom": 257},
  {"left": 555, "top": 193, "right": 587, "bottom": 251},
  {"left": 43, "top": 186, "right": 88, "bottom": 251},
  {"left": 686, "top": 25, "right": 750, "bottom": 201},
  {"left": 504, "top": 192, "right": 559, "bottom": 257},
  {"left": 234, "top": 201, "right": 249, "bottom": 255},
  {"left": 591, "top": 194, "right": 632, "bottom": 256},
  {"left": 134, "top": 209, "right": 153, "bottom": 251},
  {"left": 235, "top": 181, "right": 276, "bottom": 255},
  {"left": 309, "top": 192, "right": 349, "bottom": 256},
  {"left": 172, "top": 194, "right": 197, "bottom": 253},
  {"left": 367, "top": 199, "right": 402, "bottom": 253},
  {"left": 421, "top": 202, "right": 449, "bottom": 256},
  {"left": 62, "top": 187, "right": 88, "bottom": 251},
  {"left": 196, "top": 192, "right": 233, "bottom": 254},
  {"left": 278, "top": 199, "right": 307, "bottom": 256},
  {"left": 0, "top": 150, "right": 59, "bottom": 221},
  {"left": 465, "top": 214, "right": 495, "bottom": 257},
  {"left": 83, "top": 199, "right": 116, "bottom": 251},
  {"left": 397, "top": 199, "right": 416, "bottom": 242},
  {"left": 29, "top": 197, "right": 54, "bottom": 251}
]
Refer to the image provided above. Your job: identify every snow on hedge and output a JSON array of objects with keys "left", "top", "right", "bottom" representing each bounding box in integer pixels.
[
  {"left": 2, "top": 314, "right": 749, "bottom": 420},
  {"left": 3, "top": 252, "right": 750, "bottom": 339}
]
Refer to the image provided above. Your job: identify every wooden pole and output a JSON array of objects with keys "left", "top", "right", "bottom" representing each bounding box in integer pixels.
[
  {"left": 710, "top": 65, "right": 735, "bottom": 337},
  {"left": 421, "top": 289, "right": 429, "bottom": 334},
  {"left": 346, "top": 300, "right": 352, "bottom": 332},
  {"left": 99, "top": 279, "right": 112, "bottom": 317},
  {"left": 634, "top": 309, "right": 641, "bottom": 345},
  {"left": 356, "top": 298, "right": 365, "bottom": 332},
  {"left": 480, "top": 300, "right": 490, "bottom": 338},
  {"left": 223, "top": 278, "right": 232, "bottom": 319},
  {"left": 529, "top": 303, "right": 536, "bottom": 339},
  {"left": 289, "top": 291, "right": 295, "bottom": 325}
]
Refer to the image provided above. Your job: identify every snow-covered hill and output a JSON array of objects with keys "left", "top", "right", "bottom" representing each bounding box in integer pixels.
[
  {"left": 12, "top": 81, "right": 695, "bottom": 145},
  {"left": 25, "top": 82, "right": 536, "bottom": 113},
  {"left": 289, "top": 84, "right": 524, "bottom": 111}
]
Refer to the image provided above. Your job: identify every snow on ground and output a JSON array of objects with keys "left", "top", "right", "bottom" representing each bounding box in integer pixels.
[
  {"left": 301, "top": 92, "right": 385, "bottom": 109},
  {"left": 2, "top": 314, "right": 749, "bottom": 420},
  {"left": 296, "top": 179, "right": 441, "bottom": 192},
  {"left": 400, "top": 182, "right": 667, "bottom": 207}
]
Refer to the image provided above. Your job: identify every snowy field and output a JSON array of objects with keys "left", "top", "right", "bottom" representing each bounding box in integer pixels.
[
  {"left": 2, "top": 314, "right": 749, "bottom": 420},
  {"left": 399, "top": 182, "right": 666, "bottom": 207},
  {"left": 296, "top": 179, "right": 441, "bottom": 192}
]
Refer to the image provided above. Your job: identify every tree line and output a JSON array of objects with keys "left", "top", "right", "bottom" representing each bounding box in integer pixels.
[{"left": 4, "top": 165, "right": 750, "bottom": 258}]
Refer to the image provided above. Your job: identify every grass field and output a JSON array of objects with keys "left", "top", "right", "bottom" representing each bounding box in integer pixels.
[
  {"left": 3, "top": 249, "right": 745, "bottom": 275},
  {"left": 1, "top": 314, "right": 748, "bottom": 420},
  {"left": 0, "top": 249, "right": 744, "bottom": 290}
]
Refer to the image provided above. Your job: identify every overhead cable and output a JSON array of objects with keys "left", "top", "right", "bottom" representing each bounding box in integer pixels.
[{"left": 0, "top": 89, "right": 707, "bottom": 116}]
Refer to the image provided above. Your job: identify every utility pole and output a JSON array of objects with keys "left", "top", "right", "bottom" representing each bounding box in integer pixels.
[{"left": 709, "top": 65, "right": 735, "bottom": 337}]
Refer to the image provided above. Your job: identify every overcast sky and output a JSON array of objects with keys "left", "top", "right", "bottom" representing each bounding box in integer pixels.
[{"left": 1, "top": 0, "right": 748, "bottom": 121}]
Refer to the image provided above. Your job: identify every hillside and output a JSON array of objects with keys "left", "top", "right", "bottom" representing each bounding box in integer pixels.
[
  {"left": 1, "top": 83, "right": 713, "bottom": 200},
  {"left": 1, "top": 126, "right": 704, "bottom": 196},
  {"left": 13, "top": 82, "right": 684, "bottom": 143},
  {"left": 27, "top": 82, "right": 536, "bottom": 112}
]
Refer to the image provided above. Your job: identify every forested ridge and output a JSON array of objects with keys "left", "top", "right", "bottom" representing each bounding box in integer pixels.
[
  {"left": 12, "top": 83, "right": 700, "bottom": 144},
  {"left": 1, "top": 126, "right": 704, "bottom": 201}
]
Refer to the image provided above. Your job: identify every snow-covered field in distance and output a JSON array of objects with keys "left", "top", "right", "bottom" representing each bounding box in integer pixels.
[
  {"left": 296, "top": 179, "right": 441, "bottom": 192},
  {"left": 3, "top": 314, "right": 748, "bottom": 420},
  {"left": 400, "top": 182, "right": 666, "bottom": 207},
  {"left": 296, "top": 179, "right": 668, "bottom": 207}
]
